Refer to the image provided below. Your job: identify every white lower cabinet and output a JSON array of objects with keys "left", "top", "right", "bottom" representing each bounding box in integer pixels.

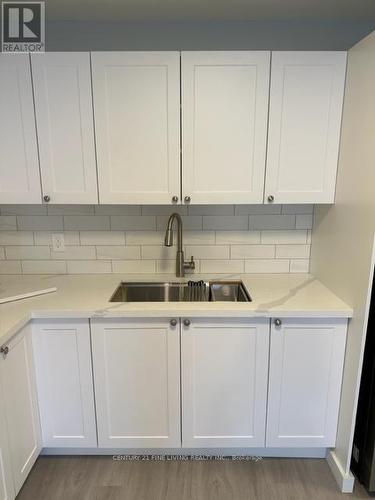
[
  {"left": 266, "top": 318, "right": 347, "bottom": 447},
  {"left": 0, "top": 381, "right": 14, "bottom": 500},
  {"left": 0, "top": 325, "right": 41, "bottom": 496},
  {"left": 32, "top": 320, "right": 97, "bottom": 448},
  {"left": 182, "top": 318, "right": 269, "bottom": 447},
  {"left": 91, "top": 318, "right": 181, "bottom": 448}
]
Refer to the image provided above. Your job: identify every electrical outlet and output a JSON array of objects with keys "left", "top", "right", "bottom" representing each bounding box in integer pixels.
[{"left": 52, "top": 233, "right": 65, "bottom": 252}]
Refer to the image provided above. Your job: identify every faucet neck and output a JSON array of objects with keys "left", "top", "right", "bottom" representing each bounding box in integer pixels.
[{"left": 166, "top": 213, "right": 183, "bottom": 251}]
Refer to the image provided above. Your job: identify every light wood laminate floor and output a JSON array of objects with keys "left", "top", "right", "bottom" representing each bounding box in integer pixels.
[{"left": 17, "top": 457, "right": 369, "bottom": 500}]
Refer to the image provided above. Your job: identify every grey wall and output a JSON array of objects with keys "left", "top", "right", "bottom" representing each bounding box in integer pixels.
[{"left": 45, "top": 20, "right": 375, "bottom": 51}]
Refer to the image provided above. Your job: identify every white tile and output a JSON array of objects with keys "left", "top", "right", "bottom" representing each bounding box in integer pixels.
[
  {"left": 0, "top": 231, "right": 34, "bottom": 245},
  {"left": 34, "top": 231, "right": 80, "bottom": 246},
  {"left": 0, "top": 247, "right": 4, "bottom": 259},
  {"left": 96, "top": 246, "right": 141, "bottom": 260},
  {"left": 296, "top": 214, "right": 314, "bottom": 229},
  {"left": 47, "top": 205, "right": 95, "bottom": 215},
  {"left": 282, "top": 204, "right": 314, "bottom": 214},
  {"left": 51, "top": 246, "right": 96, "bottom": 260},
  {"left": 216, "top": 231, "right": 261, "bottom": 244},
  {"left": 235, "top": 204, "right": 282, "bottom": 215},
  {"left": 22, "top": 260, "right": 67, "bottom": 274},
  {"left": 244, "top": 259, "right": 290, "bottom": 273},
  {"left": 142, "top": 205, "right": 187, "bottom": 215},
  {"left": 200, "top": 260, "right": 244, "bottom": 274},
  {"left": 290, "top": 259, "right": 310, "bottom": 273},
  {"left": 111, "top": 216, "right": 156, "bottom": 231},
  {"left": 64, "top": 216, "right": 110, "bottom": 230},
  {"left": 94, "top": 205, "right": 141, "bottom": 215},
  {"left": 0, "top": 261, "right": 21, "bottom": 274},
  {"left": 5, "top": 246, "right": 50, "bottom": 260},
  {"left": 126, "top": 231, "right": 162, "bottom": 245},
  {"left": 141, "top": 245, "right": 177, "bottom": 260},
  {"left": 112, "top": 260, "right": 156, "bottom": 274},
  {"left": 185, "top": 245, "right": 229, "bottom": 260},
  {"left": 66, "top": 261, "right": 111, "bottom": 274},
  {"left": 307, "top": 230, "right": 312, "bottom": 244},
  {"left": 0, "top": 216, "right": 17, "bottom": 230},
  {"left": 188, "top": 205, "right": 234, "bottom": 216},
  {"left": 17, "top": 216, "right": 63, "bottom": 230},
  {"left": 276, "top": 244, "right": 311, "bottom": 259},
  {"left": 157, "top": 216, "right": 202, "bottom": 231},
  {"left": 261, "top": 230, "right": 307, "bottom": 244},
  {"left": 0, "top": 205, "right": 46, "bottom": 215},
  {"left": 184, "top": 231, "right": 215, "bottom": 245},
  {"left": 156, "top": 260, "right": 177, "bottom": 274},
  {"left": 203, "top": 216, "right": 248, "bottom": 230},
  {"left": 249, "top": 215, "right": 296, "bottom": 230},
  {"left": 80, "top": 231, "right": 125, "bottom": 246},
  {"left": 231, "top": 245, "right": 275, "bottom": 259}
]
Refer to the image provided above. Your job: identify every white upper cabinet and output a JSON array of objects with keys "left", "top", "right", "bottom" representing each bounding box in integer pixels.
[
  {"left": 265, "top": 52, "right": 347, "bottom": 204},
  {"left": 266, "top": 318, "right": 347, "bottom": 448},
  {"left": 182, "top": 51, "right": 270, "bottom": 204},
  {"left": 31, "top": 53, "right": 98, "bottom": 204},
  {"left": 0, "top": 55, "right": 41, "bottom": 204},
  {"left": 91, "top": 52, "right": 180, "bottom": 205},
  {"left": 182, "top": 318, "right": 269, "bottom": 447}
]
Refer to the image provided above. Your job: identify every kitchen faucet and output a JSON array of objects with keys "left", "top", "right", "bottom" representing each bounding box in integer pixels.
[{"left": 164, "top": 213, "right": 195, "bottom": 277}]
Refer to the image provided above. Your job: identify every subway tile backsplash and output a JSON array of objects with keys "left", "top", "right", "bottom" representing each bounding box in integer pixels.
[{"left": 0, "top": 205, "right": 313, "bottom": 275}]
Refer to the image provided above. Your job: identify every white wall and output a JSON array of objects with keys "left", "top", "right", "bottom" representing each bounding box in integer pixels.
[
  {"left": 310, "top": 31, "right": 375, "bottom": 491},
  {"left": 45, "top": 20, "right": 375, "bottom": 51}
]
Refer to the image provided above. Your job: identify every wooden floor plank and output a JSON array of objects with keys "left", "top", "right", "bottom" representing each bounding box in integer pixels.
[{"left": 16, "top": 457, "right": 369, "bottom": 500}]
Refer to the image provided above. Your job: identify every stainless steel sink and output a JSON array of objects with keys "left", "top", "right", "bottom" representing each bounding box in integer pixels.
[{"left": 110, "top": 281, "right": 251, "bottom": 303}]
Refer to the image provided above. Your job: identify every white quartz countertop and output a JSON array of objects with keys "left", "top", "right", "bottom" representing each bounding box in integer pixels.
[{"left": 0, "top": 273, "right": 353, "bottom": 345}]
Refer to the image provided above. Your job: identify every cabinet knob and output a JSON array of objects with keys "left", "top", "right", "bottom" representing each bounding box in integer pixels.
[
  {"left": 43, "top": 195, "right": 51, "bottom": 203},
  {"left": 172, "top": 196, "right": 179, "bottom": 203},
  {"left": 274, "top": 318, "right": 282, "bottom": 327},
  {"left": 170, "top": 319, "right": 178, "bottom": 327},
  {"left": 0, "top": 346, "right": 9, "bottom": 358},
  {"left": 184, "top": 196, "right": 191, "bottom": 204},
  {"left": 267, "top": 195, "right": 274, "bottom": 203},
  {"left": 183, "top": 319, "right": 191, "bottom": 327}
]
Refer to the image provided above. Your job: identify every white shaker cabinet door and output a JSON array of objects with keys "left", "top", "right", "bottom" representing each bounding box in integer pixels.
[
  {"left": 91, "top": 318, "right": 181, "bottom": 448},
  {"left": 0, "top": 381, "right": 15, "bottom": 500},
  {"left": 31, "top": 53, "right": 98, "bottom": 204},
  {"left": 0, "top": 55, "right": 41, "bottom": 204},
  {"left": 182, "top": 51, "right": 270, "bottom": 204},
  {"left": 32, "top": 320, "right": 97, "bottom": 448},
  {"left": 91, "top": 52, "right": 180, "bottom": 205},
  {"left": 0, "top": 324, "right": 41, "bottom": 496},
  {"left": 182, "top": 318, "right": 269, "bottom": 447},
  {"left": 266, "top": 318, "right": 347, "bottom": 447},
  {"left": 265, "top": 52, "right": 347, "bottom": 204}
]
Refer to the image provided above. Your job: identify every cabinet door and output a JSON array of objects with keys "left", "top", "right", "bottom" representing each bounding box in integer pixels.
[
  {"left": 182, "top": 51, "right": 270, "bottom": 204},
  {"left": 0, "top": 381, "right": 15, "bottom": 500},
  {"left": 0, "top": 55, "right": 41, "bottom": 204},
  {"left": 91, "top": 318, "right": 181, "bottom": 448},
  {"left": 266, "top": 318, "right": 347, "bottom": 447},
  {"left": 0, "top": 325, "right": 41, "bottom": 495},
  {"left": 31, "top": 53, "right": 98, "bottom": 204},
  {"left": 182, "top": 318, "right": 269, "bottom": 447},
  {"left": 92, "top": 52, "right": 180, "bottom": 204},
  {"left": 265, "top": 52, "right": 347, "bottom": 204},
  {"left": 32, "top": 320, "right": 97, "bottom": 448}
]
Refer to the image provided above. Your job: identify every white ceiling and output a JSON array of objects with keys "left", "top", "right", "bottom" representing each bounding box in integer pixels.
[{"left": 46, "top": 0, "right": 375, "bottom": 22}]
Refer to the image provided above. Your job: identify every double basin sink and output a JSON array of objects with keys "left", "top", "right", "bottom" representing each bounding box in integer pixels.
[{"left": 110, "top": 280, "right": 251, "bottom": 303}]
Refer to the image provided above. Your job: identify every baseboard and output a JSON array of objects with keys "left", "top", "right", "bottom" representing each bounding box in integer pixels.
[
  {"left": 41, "top": 447, "right": 327, "bottom": 458},
  {"left": 326, "top": 450, "right": 355, "bottom": 493}
]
